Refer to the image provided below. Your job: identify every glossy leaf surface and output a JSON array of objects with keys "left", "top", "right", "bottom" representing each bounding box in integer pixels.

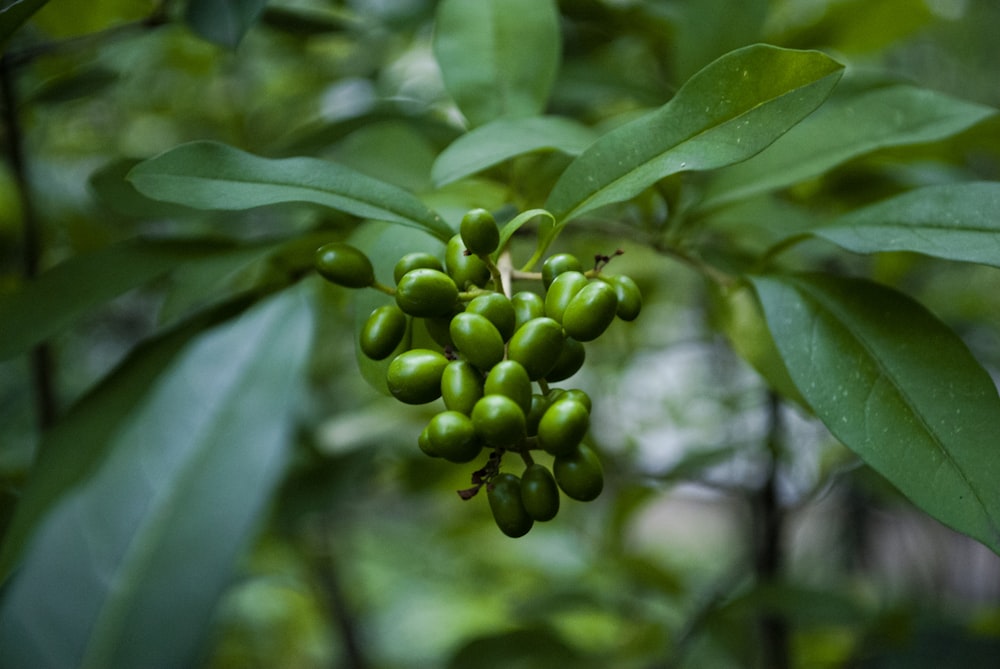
[
  {"left": 753, "top": 273, "right": 1000, "bottom": 555},
  {"left": 812, "top": 182, "right": 1000, "bottom": 268},
  {"left": 128, "top": 141, "right": 452, "bottom": 241},
  {"left": 545, "top": 44, "right": 844, "bottom": 223},
  {"left": 700, "top": 84, "right": 995, "bottom": 211},
  {"left": 0, "top": 285, "right": 314, "bottom": 669},
  {"left": 432, "top": 116, "right": 596, "bottom": 186},
  {"left": 433, "top": 0, "right": 560, "bottom": 127}
]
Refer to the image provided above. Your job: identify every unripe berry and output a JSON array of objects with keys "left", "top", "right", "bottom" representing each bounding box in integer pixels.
[
  {"left": 542, "top": 253, "right": 583, "bottom": 290},
  {"left": 359, "top": 304, "right": 407, "bottom": 361},
  {"left": 459, "top": 208, "right": 500, "bottom": 256},
  {"left": 315, "top": 242, "right": 375, "bottom": 288},
  {"left": 488, "top": 473, "right": 533, "bottom": 538},
  {"left": 395, "top": 268, "right": 459, "bottom": 317},
  {"left": 562, "top": 280, "right": 618, "bottom": 342},
  {"left": 386, "top": 349, "right": 449, "bottom": 404}
]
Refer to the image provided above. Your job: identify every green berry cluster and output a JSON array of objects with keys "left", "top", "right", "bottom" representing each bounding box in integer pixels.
[{"left": 314, "top": 208, "right": 641, "bottom": 537}]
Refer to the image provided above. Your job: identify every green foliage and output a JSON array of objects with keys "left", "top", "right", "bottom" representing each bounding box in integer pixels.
[{"left": 2, "top": 0, "right": 1000, "bottom": 667}]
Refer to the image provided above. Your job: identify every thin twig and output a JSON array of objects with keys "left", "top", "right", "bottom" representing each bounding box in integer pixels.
[{"left": 1, "top": 53, "right": 57, "bottom": 430}]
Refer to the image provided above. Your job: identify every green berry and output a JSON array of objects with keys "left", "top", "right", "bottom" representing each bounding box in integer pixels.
[
  {"left": 417, "top": 425, "right": 440, "bottom": 458},
  {"left": 359, "top": 304, "right": 407, "bottom": 361},
  {"left": 562, "top": 280, "right": 618, "bottom": 342},
  {"left": 542, "top": 253, "right": 583, "bottom": 290},
  {"left": 471, "top": 394, "right": 527, "bottom": 448},
  {"left": 537, "top": 399, "right": 590, "bottom": 457},
  {"left": 315, "top": 242, "right": 375, "bottom": 288},
  {"left": 605, "top": 274, "right": 642, "bottom": 321},
  {"left": 466, "top": 292, "right": 516, "bottom": 341},
  {"left": 459, "top": 208, "right": 500, "bottom": 256},
  {"left": 507, "top": 317, "right": 564, "bottom": 381},
  {"left": 553, "top": 444, "right": 604, "bottom": 502},
  {"left": 441, "top": 360, "right": 484, "bottom": 416},
  {"left": 449, "top": 312, "right": 505, "bottom": 372},
  {"left": 511, "top": 291, "right": 545, "bottom": 331},
  {"left": 525, "top": 393, "right": 550, "bottom": 437},
  {"left": 520, "top": 464, "right": 560, "bottom": 522},
  {"left": 425, "top": 411, "right": 481, "bottom": 463},
  {"left": 546, "top": 337, "right": 585, "bottom": 382},
  {"left": 484, "top": 360, "right": 532, "bottom": 414},
  {"left": 395, "top": 268, "right": 459, "bottom": 318},
  {"left": 488, "top": 473, "right": 533, "bottom": 538},
  {"left": 445, "top": 234, "right": 491, "bottom": 290},
  {"left": 423, "top": 315, "right": 455, "bottom": 349},
  {"left": 386, "top": 349, "right": 449, "bottom": 404},
  {"left": 544, "top": 271, "right": 588, "bottom": 323},
  {"left": 393, "top": 252, "right": 443, "bottom": 284}
]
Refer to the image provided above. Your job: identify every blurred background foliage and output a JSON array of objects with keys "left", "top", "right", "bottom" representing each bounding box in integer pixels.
[{"left": 2, "top": 0, "right": 1000, "bottom": 667}]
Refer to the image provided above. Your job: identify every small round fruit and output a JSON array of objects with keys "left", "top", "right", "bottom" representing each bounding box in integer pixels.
[
  {"left": 542, "top": 253, "right": 583, "bottom": 289},
  {"left": 425, "top": 411, "right": 481, "bottom": 463},
  {"left": 459, "top": 208, "right": 500, "bottom": 256},
  {"left": 386, "top": 349, "right": 449, "bottom": 404},
  {"left": 545, "top": 337, "right": 585, "bottom": 382},
  {"left": 417, "top": 426, "right": 439, "bottom": 458},
  {"left": 525, "top": 393, "right": 550, "bottom": 437},
  {"left": 544, "top": 271, "right": 589, "bottom": 323},
  {"left": 507, "top": 317, "right": 564, "bottom": 381},
  {"left": 315, "top": 242, "right": 375, "bottom": 288},
  {"left": 466, "top": 293, "right": 516, "bottom": 341},
  {"left": 520, "top": 464, "right": 560, "bottom": 522},
  {"left": 488, "top": 473, "right": 533, "bottom": 538},
  {"left": 359, "top": 305, "right": 407, "bottom": 360},
  {"left": 423, "top": 315, "right": 454, "bottom": 348},
  {"left": 562, "top": 280, "right": 618, "bottom": 342},
  {"left": 471, "top": 395, "right": 527, "bottom": 448},
  {"left": 537, "top": 399, "right": 590, "bottom": 457},
  {"left": 445, "top": 234, "right": 491, "bottom": 289},
  {"left": 605, "top": 274, "right": 642, "bottom": 321},
  {"left": 395, "top": 268, "right": 459, "bottom": 318},
  {"left": 449, "top": 312, "right": 505, "bottom": 372},
  {"left": 393, "top": 252, "right": 443, "bottom": 284},
  {"left": 441, "top": 360, "right": 484, "bottom": 416},
  {"left": 560, "top": 388, "right": 592, "bottom": 413},
  {"left": 553, "top": 444, "right": 604, "bottom": 501},
  {"left": 511, "top": 291, "right": 545, "bottom": 330},
  {"left": 484, "top": 360, "right": 532, "bottom": 413}
]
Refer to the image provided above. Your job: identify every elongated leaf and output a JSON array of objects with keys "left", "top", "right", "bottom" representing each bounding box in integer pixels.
[
  {"left": 0, "top": 297, "right": 256, "bottom": 582},
  {"left": 432, "top": 116, "right": 596, "bottom": 186},
  {"left": 433, "top": 0, "right": 560, "bottom": 127},
  {"left": 185, "top": 0, "right": 268, "bottom": 48},
  {"left": 545, "top": 44, "right": 844, "bottom": 223},
  {"left": 752, "top": 274, "right": 1000, "bottom": 555},
  {"left": 0, "top": 284, "right": 314, "bottom": 669},
  {"left": 699, "top": 85, "right": 996, "bottom": 211},
  {"left": 128, "top": 141, "right": 452, "bottom": 241},
  {"left": 811, "top": 182, "right": 1000, "bottom": 268},
  {"left": 0, "top": 238, "right": 242, "bottom": 362}
]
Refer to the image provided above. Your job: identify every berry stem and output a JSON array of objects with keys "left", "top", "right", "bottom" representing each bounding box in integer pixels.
[{"left": 371, "top": 281, "right": 396, "bottom": 296}]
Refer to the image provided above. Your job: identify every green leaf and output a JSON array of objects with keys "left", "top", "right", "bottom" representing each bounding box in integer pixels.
[
  {"left": 128, "top": 141, "right": 452, "bottom": 242},
  {"left": 0, "top": 297, "right": 256, "bottom": 582},
  {"left": 709, "top": 283, "right": 809, "bottom": 410},
  {"left": 495, "top": 208, "right": 554, "bottom": 270},
  {"left": 185, "top": 0, "right": 268, "bottom": 48},
  {"left": 347, "top": 222, "right": 446, "bottom": 395},
  {"left": 433, "top": 0, "right": 560, "bottom": 127},
  {"left": 0, "top": 284, "right": 314, "bottom": 669},
  {"left": 545, "top": 44, "right": 845, "bottom": 224},
  {"left": 431, "top": 116, "right": 597, "bottom": 187},
  {"left": 699, "top": 84, "right": 996, "bottom": 211},
  {"left": 810, "top": 182, "right": 1000, "bottom": 268},
  {"left": 0, "top": 238, "right": 241, "bottom": 362},
  {"left": 752, "top": 273, "right": 1000, "bottom": 555},
  {"left": 0, "top": 0, "right": 49, "bottom": 46}
]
